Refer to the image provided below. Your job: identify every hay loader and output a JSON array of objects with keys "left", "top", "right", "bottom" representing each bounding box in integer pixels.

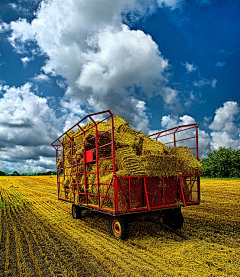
[{"left": 52, "top": 110, "right": 200, "bottom": 239}]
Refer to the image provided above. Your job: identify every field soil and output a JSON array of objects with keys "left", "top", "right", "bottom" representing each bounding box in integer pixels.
[{"left": 0, "top": 176, "right": 239, "bottom": 276}]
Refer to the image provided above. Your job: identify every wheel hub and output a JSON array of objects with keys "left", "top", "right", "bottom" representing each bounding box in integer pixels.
[{"left": 112, "top": 220, "right": 122, "bottom": 237}]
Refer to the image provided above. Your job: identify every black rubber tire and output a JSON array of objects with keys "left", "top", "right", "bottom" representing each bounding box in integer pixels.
[
  {"left": 72, "top": 204, "right": 83, "bottom": 219},
  {"left": 109, "top": 217, "right": 129, "bottom": 240},
  {"left": 162, "top": 208, "right": 184, "bottom": 230}
]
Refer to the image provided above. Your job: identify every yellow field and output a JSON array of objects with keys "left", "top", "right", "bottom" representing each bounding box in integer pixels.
[{"left": 0, "top": 177, "right": 239, "bottom": 277}]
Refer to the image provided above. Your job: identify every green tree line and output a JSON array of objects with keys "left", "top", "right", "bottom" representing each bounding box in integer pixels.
[
  {"left": 0, "top": 171, "right": 56, "bottom": 176},
  {"left": 201, "top": 147, "right": 240, "bottom": 178}
]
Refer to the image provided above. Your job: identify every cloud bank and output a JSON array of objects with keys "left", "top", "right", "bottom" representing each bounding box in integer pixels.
[
  {"left": 1, "top": 0, "right": 239, "bottom": 173},
  {"left": 7, "top": 0, "right": 183, "bottom": 132},
  {"left": 0, "top": 83, "right": 59, "bottom": 172},
  {"left": 159, "top": 101, "right": 240, "bottom": 158}
]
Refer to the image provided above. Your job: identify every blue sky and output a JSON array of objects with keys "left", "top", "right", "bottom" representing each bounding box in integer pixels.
[{"left": 0, "top": 0, "right": 239, "bottom": 173}]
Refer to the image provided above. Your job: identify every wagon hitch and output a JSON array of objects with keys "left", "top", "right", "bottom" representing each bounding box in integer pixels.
[
  {"left": 158, "top": 221, "right": 191, "bottom": 240},
  {"left": 146, "top": 218, "right": 190, "bottom": 240}
]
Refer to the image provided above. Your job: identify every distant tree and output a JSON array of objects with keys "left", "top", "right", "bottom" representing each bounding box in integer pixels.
[
  {"left": 11, "top": 171, "right": 21, "bottom": 176},
  {"left": 201, "top": 147, "right": 240, "bottom": 178},
  {"left": 0, "top": 171, "right": 8, "bottom": 176},
  {"left": 37, "top": 171, "right": 56, "bottom": 176}
]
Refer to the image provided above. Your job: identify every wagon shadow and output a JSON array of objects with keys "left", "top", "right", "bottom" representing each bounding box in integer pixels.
[{"left": 79, "top": 210, "right": 189, "bottom": 241}]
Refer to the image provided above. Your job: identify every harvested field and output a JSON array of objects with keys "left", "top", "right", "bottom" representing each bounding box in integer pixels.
[{"left": 0, "top": 176, "right": 239, "bottom": 276}]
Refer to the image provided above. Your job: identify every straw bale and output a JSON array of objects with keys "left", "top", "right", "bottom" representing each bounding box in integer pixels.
[
  {"left": 61, "top": 129, "right": 75, "bottom": 142},
  {"left": 141, "top": 146, "right": 202, "bottom": 178},
  {"left": 98, "top": 158, "right": 113, "bottom": 171},
  {"left": 116, "top": 169, "right": 129, "bottom": 176},
  {"left": 84, "top": 133, "right": 95, "bottom": 151},
  {"left": 116, "top": 147, "right": 146, "bottom": 176},
  {"left": 57, "top": 158, "right": 62, "bottom": 168},
  {"left": 98, "top": 131, "right": 111, "bottom": 146},
  {"left": 86, "top": 159, "right": 113, "bottom": 186},
  {"left": 98, "top": 137, "right": 112, "bottom": 158},
  {"left": 99, "top": 173, "right": 113, "bottom": 184},
  {"left": 112, "top": 115, "right": 128, "bottom": 131},
  {"left": 180, "top": 177, "right": 191, "bottom": 202},
  {"left": 73, "top": 129, "right": 84, "bottom": 146},
  {"left": 97, "top": 120, "right": 111, "bottom": 132},
  {"left": 141, "top": 154, "right": 182, "bottom": 178},
  {"left": 114, "top": 132, "right": 136, "bottom": 148},
  {"left": 170, "top": 146, "right": 203, "bottom": 175},
  {"left": 142, "top": 136, "right": 170, "bottom": 156},
  {"left": 116, "top": 120, "right": 138, "bottom": 136},
  {"left": 61, "top": 130, "right": 75, "bottom": 152},
  {"left": 77, "top": 173, "right": 85, "bottom": 184}
]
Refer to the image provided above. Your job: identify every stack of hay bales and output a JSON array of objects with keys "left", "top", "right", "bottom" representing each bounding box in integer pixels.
[{"left": 58, "top": 115, "right": 202, "bottom": 197}]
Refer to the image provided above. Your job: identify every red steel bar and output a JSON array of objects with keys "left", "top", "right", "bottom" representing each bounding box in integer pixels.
[
  {"left": 110, "top": 111, "right": 116, "bottom": 176},
  {"left": 129, "top": 178, "right": 132, "bottom": 210},
  {"left": 163, "top": 177, "right": 165, "bottom": 206},
  {"left": 83, "top": 137, "right": 88, "bottom": 204},
  {"left": 115, "top": 177, "right": 119, "bottom": 212},
  {"left": 179, "top": 178, "right": 186, "bottom": 206},
  {"left": 151, "top": 123, "right": 199, "bottom": 138},
  {"left": 143, "top": 177, "right": 150, "bottom": 211},
  {"left": 89, "top": 116, "right": 100, "bottom": 207},
  {"left": 196, "top": 125, "right": 199, "bottom": 160},
  {"left": 100, "top": 175, "right": 114, "bottom": 208}
]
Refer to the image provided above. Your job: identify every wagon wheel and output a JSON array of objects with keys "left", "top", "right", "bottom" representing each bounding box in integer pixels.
[
  {"left": 72, "top": 204, "right": 83, "bottom": 219},
  {"left": 161, "top": 208, "right": 184, "bottom": 230},
  {"left": 109, "top": 217, "right": 129, "bottom": 240}
]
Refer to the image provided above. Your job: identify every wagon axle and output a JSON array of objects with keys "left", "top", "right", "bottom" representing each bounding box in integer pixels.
[{"left": 72, "top": 204, "right": 188, "bottom": 240}]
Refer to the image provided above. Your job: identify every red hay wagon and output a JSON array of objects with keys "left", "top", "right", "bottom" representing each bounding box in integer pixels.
[{"left": 51, "top": 110, "right": 200, "bottom": 239}]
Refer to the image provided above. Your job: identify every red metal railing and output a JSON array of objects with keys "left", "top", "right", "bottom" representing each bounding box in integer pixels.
[
  {"left": 149, "top": 123, "right": 199, "bottom": 159},
  {"left": 52, "top": 110, "right": 116, "bottom": 207},
  {"left": 115, "top": 175, "right": 200, "bottom": 214}
]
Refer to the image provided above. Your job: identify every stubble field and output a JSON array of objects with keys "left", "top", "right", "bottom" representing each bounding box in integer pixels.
[{"left": 0, "top": 176, "right": 239, "bottom": 277}]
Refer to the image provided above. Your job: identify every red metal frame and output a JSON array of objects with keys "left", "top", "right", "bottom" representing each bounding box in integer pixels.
[
  {"left": 52, "top": 110, "right": 200, "bottom": 216},
  {"left": 149, "top": 123, "right": 199, "bottom": 160}
]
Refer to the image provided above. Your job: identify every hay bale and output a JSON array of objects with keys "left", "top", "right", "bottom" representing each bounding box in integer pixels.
[
  {"left": 116, "top": 147, "right": 146, "bottom": 176},
  {"left": 142, "top": 136, "right": 170, "bottom": 156},
  {"left": 141, "top": 154, "right": 182, "bottom": 178},
  {"left": 170, "top": 147, "right": 203, "bottom": 175},
  {"left": 112, "top": 115, "right": 128, "bottom": 132},
  {"left": 98, "top": 158, "right": 113, "bottom": 171},
  {"left": 115, "top": 132, "right": 136, "bottom": 148},
  {"left": 141, "top": 146, "right": 202, "bottom": 178}
]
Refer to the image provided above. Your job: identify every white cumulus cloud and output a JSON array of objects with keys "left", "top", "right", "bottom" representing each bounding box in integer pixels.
[
  {"left": 7, "top": 0, "right": 181, "bottom": 132},
  {"left": 0, "top": 22, "right": 10, "bottom": 33},
  {"left": 159, "top": 101, "right": 240, "bottom": 157},
  {"left": 31, "top": 73, "right": 51, "bottom": 83},
  {"left": 215, "top": 61, "right": 226, "bottom": 67},
  {"left": 21, "top": 56, "right": 34, "bottom": 67},
  {"left": 157, "top": 0, "right": 184, "bottom": 9},
  {"left": 210, "top": 131, "right": 240, "bottom": 150},
  {"left": 0, "top": 83, "right": 60, "bottom": 172},
  {"left": 183, "top": 61, "right": 198, "bottom": 73},
  {"left": 209, "top": 101, "right": 240, "bottom": 136},
  {"left": 193, "top": 78, "right": 217, "bottom": 89}
]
